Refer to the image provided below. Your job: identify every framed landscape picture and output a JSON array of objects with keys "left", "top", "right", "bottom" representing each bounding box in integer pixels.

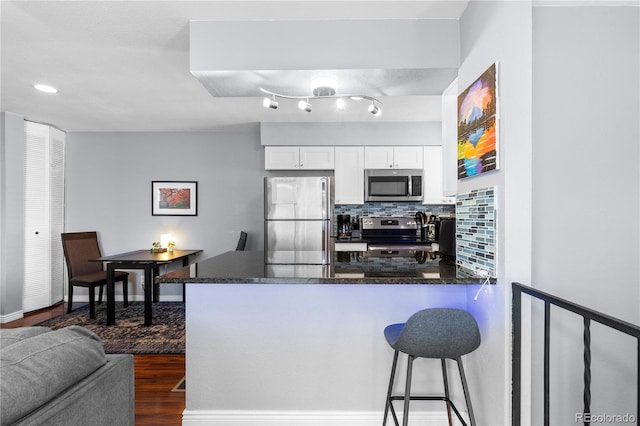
[
  {"left": 457, "top": 63, "right": 498, "bottom": 179},
  {"left": 152, "top": 181, "right": 197, "bottom": 216}
]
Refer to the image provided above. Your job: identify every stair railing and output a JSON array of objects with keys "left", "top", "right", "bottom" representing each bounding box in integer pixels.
[{"left": 512, "top": 282, "right": 640, "bottom": 426}]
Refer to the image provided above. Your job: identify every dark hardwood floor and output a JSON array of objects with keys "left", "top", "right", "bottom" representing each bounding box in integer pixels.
[{"left": 1, "top": 302, "right": 185, "bottom": 426}]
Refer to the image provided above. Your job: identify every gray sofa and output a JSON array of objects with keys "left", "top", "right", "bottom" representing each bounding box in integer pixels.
[{"left": 0, "top": 325, "right": 134, "bottom": 426}]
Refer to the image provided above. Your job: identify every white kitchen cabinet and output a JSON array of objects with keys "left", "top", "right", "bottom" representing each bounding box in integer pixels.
[
  {"left": 23, "top": 121, "right": 65, "bottom": 312},
  {"left": 442, "top": 78, "right": 458, "bottom": 197},
  {"left": 363, "top": 146, "right": 394, "bottom": 169},
  {"left": 265, "top": 146, "right": 334, "bottom": 170},
  {"left": 364, "top": 146, "right": 423, "bottom": 169},
  {"left": 394, "top": 146, "right": 424, "bottom": 169},
  {"left": 334, "top": 146, "right": 364, "bottom": 204},
  {"left": 423, "top": 146, "right": 455, "bottom": 205},
  {"left": 264, "top": 146, "right": 299, "bottom": 169},
  {"left": 299, "top": 146, "right": 335, "bottom": 169}
]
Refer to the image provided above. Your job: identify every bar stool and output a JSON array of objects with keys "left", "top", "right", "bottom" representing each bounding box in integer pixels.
[{"left": 383, "top": 308, "right": 481, "bottom": 426}]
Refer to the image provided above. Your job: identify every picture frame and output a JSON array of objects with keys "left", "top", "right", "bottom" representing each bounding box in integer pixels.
[
  {"left": 151, "top": 181, "right": 197, "bottom": 216},
  {"left": 457, "top": 62, "right": 499, "bottom": 179}
]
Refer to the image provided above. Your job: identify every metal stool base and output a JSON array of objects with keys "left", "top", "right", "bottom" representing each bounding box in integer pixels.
[{"left": 383, "top": 352, "right": 476, "bottom": 426}]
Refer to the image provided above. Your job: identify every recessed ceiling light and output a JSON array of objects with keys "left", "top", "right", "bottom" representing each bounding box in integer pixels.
[{"left": 33, "top": 84, "right": 58, "bottom": 94}]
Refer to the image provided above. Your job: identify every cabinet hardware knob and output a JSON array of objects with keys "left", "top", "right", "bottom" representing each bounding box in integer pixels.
[{"left": 35, "top": 231, "right": 39, "bottom": 235}]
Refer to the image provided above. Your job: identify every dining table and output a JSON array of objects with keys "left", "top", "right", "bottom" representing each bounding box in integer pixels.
[{"left": 92, "top": 249, "right": 202, "bottom": 326}]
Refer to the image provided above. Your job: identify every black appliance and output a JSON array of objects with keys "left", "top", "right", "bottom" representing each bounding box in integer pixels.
[
  {"left": 438, "top": 217, "right": 456, "bottom": 259},
  {"left": 427, "top": 215, "right": 441, "bottom": 241},
  {"left": 337, "top": 214, "right": 352, "bottom": 240},
  {"left": 415, "top": 212, "right": 428, "bottom": 240}
]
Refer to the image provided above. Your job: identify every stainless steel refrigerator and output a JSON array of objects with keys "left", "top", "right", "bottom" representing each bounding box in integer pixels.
[{"left": 264, "top": 176, "right": 333, "bottom": 265}]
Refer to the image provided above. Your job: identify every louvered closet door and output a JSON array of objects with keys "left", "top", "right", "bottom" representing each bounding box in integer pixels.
[
  {"left": 49, "top": 128, "right": 65, "bottom": 304},
  {"left": 23, "top": 122, "right": 65, "bottom": 312}
]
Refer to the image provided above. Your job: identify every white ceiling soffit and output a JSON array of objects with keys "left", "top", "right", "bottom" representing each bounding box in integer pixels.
[
  {"left": 0, "top": 1, "right": 469, "bottom": 132},
  {"left": 190, "top": 19, "right": 460, "bottom": 98}
]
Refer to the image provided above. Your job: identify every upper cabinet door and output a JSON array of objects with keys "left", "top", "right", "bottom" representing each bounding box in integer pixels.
[
  {"left": 334, "top": 146, "right": 364, "bottom": 205},
  {"left": 394, "top": 146, "right": 423, "bottom": 169},
  {"left": 364, "top": 146, "right": 394, "bottom": 169},
  {"left": 265, "top": 146, "right": 300, "bottom": 169},
  {"left": 423, "top": 146, "right": 455, "bottom": 205},
  {"left": 364, "top": 146, "right": 423, "bottom": 169},
  {"left": 265, "top": 146, "right": 334, "bottom": 170},
  {"left": 299, "top": 146, "right": 335, "bottom": 170}
]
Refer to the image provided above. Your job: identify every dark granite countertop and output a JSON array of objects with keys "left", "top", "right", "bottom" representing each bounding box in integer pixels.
[{"left": 157, "top": 250, "right": 494, "bottom": 285}]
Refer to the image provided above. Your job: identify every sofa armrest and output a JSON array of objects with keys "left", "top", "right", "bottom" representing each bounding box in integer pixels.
[{"left": 11, "top": 354, "right": 135, "bottom": 426}]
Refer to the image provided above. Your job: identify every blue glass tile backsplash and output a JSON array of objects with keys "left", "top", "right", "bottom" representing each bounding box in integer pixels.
[
  {"left": 333, "top": 192, "right": 496, "bottom": 278},
  {"left": 456, "top": 187, "right": 496, "bottom": 276},
  {"left": 334, "top": 203, "right": 454, "bottom": 218},
  {"left": 333, "top": 203, "right": 455, "bottom": 237}
]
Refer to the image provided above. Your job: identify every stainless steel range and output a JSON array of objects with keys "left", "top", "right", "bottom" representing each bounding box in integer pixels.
[{"left": 361, "top": 216, "right": 430, "bottom": 251}]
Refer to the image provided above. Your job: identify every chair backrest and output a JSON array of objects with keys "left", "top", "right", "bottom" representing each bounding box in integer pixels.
[
  {"left": 61, "top": 232, "right": 104, "bottom": 278},
  {"left": 396, "top": 308, "right": 481, "bottom": 359},
  {"left": 236, "top": 231, "right": 248, "bottom": 251}
]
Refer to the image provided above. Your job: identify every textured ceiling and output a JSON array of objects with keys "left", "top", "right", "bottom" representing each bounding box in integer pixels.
[{"left": 0, "top": 1, "right": 469, "bottom": 132}]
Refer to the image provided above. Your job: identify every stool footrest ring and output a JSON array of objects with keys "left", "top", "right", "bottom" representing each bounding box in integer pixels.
[{"left": 387, "top": 396, "right": 470, "bottom": 426}]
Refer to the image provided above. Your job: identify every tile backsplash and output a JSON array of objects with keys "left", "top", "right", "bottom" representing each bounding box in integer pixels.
[
  {"left": 456, "top": 187, "right": 496, "bottom": 277},
  {"left": 334, "top": 203, "right": 455, "bottom": 219},
  {"left": 333, "top": 192, "right": 497, "bottom": 279},
  {"left": 333, "top": 202, "right": 455, "bottom": 237}
]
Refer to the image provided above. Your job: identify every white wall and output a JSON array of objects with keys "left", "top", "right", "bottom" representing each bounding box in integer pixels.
[
  {"left": 65, "top": 130, "right": 265, "bottom": 301},
  {"left": 456, "top": 1, "right": 533, "bottom": 425},
  {"left": 260, "top": 122, "right": 442, "bottom": 146},
  {"left": 531, "top": 5, "right": 639, "bottom": 424},
  {"left": 185, "top": 283, "right": 472, "bottom": 425}
]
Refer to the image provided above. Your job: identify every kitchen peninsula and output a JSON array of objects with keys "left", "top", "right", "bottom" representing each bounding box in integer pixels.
[
  {"left": 158, "top": 250, "right": 492, "bottom": 424},
  {"left": 158, "top": 249, "right": 490, "bottom": 284}
]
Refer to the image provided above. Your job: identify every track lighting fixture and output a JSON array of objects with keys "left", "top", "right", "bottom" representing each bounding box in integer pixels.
[
  {"left": 259, "top": 77, "right": 382, "bottom": 116},
  {"left": 263, "top": 95, "right": 278, "bottom": 109},
  {"left": 298, "top": 99, "right": 312, "bottom": 112}
]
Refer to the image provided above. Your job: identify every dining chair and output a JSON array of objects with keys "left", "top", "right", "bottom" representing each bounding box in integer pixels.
[
  {"left": 61, "top": 232, "right": 129, "bottom": 319},
  {"left": 236, "top": 231, "right": 248, "bottom": 251}
]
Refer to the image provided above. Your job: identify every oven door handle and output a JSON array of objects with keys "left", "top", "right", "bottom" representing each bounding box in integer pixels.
[{"left": 367, "top": 243, "right": 432, "bottom": 252}]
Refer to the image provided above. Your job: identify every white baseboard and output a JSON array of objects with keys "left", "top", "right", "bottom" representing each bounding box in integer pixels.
[
  {"left": 181, "top": 410, "right": 454, "bottom": 426},
  {"left": 0, "top": 310, "right": 24, "bottom": 324}
]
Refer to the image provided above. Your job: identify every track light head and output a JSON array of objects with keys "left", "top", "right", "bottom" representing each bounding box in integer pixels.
[
  {"left": 298, "top": 100, "right": 312, "bottom": 112},
  {"left": 263, "top": 97, "right": 278, "bottom": 109},
  {"left": 368, "top": 103, "right": 381, "bottom": 117}
]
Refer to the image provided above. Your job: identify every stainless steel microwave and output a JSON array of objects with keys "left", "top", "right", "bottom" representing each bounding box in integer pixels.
[{"left": 364, "top": 169, "right": 423, "bottom": 202}]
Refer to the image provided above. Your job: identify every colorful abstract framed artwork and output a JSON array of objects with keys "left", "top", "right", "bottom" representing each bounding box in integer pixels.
[
  {"left": 152, "top": 181, "right": 198, "bottom": 216},
  {"left": 457, "top": 63, "right": 498, "bottom": 179}
]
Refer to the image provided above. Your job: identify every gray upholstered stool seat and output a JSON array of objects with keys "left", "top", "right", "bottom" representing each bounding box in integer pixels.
[{"left": 383, "top": 308, "right": 481, "bottom": 426}]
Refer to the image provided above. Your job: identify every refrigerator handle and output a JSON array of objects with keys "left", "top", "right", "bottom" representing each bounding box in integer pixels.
[
  {"left": 321, "top": 177, "right": 331, "bottom": 265},
  {"left": 321, "top": 178, "right": 327, "bottom": 219}
]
